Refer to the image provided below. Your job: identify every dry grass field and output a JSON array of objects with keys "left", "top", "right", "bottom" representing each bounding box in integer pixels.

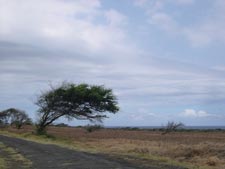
[{"left": 2, "top": 126, "right": 225, "bottom": 169}]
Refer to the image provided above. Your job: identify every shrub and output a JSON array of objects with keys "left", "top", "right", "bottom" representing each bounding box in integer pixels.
[{"left": 85, "top": 124, "right": 103, "bottom": 133}]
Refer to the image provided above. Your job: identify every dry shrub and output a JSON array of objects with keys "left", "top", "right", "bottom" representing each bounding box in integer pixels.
[
  {"left": 129, "top": 147, "right": 150, "bottom": 154},
  {"left": 206, "top": 156, "right": 220, "bottom": 166},
  {"left": 184, "top": 147, "right": 205, "bottom": 158}
]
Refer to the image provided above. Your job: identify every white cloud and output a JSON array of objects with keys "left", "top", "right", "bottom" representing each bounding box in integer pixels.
[
  {"left": 183, "top": 17, "right": 225, "bottom": 47},
  {"left": 130, "top": 108, "right": 157, "bottom": 121},
  {"left": 213, "top": 66, "right": 225, "bottom": 71},
  {"left": 174, "top": 0, "right": 194, "bottom": 5},
  {"left": 0, "top": 0, "right": 134, "bottom": 55},
  {"left": 136, "top": 0, "right": 225, "bottom": 46},
  {"left": 105, "top": 9, "right": 127, "bottom": 27},
  {"left": 180, "top": 109, "right": 215, "bottom": 118},
  {"left": 183, "top": 28, "right": 213, "bottom": 47},
  {"left": 1, "top": 0, "right": 225, "bottom": 126},
  {"left": 183, "top": 3, "right": 225, "bottom": 47},
  {"left": 149, "top": 12, "right": 178, "bottom": 32},
  {"left": 134, "top": 0, "right": 194, "bottom": 7},
  {"left": 182, "top": 0, "right": 225, "bottom": 46},
  {"left": 133, "top": 0, "right": 148, "bottom": 7}
]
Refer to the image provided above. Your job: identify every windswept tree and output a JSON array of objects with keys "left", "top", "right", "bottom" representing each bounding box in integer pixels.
[
  {"left": 162, "top": 121, "right": 184, "bottom": 135},
  {"left": 35, "top": 83, "right": 119, "bottom": 134},
  {"left": 0, "top": 108, "right": 32, "bottom": 129}
]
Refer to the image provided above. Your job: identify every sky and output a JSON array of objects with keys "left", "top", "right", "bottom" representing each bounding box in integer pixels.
[{"left": 0, "top": 0, "right": 225, "bottom": 126}]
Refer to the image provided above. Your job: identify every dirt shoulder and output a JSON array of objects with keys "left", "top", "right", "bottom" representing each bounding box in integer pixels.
[{"left": 0, "top": 134, "right": 186, "bottom": 169}]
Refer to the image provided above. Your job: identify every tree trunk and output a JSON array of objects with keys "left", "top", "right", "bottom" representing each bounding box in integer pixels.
[{"left": 36, "top": 123, "right": 47, "bottom": 135}]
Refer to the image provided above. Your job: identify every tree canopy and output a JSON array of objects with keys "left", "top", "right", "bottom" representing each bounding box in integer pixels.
[
  {"left": 35, "top": 83, "right": 119, "bottom": 134},
  {"left": 0, "top": 108, "right": 32, "bottom": 129},
  {"left": 0, "top": 111, "right": 8, "bottom": 126}
]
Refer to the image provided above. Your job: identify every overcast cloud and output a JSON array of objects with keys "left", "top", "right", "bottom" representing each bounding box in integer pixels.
[{"left": 1, "top": 0, "right": 225, "bottom": 126}]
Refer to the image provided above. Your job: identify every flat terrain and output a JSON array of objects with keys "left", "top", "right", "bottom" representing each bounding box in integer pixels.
[
  {"left": 0, "top": 135, "right": 185, "bottom": 169},
  {"left": 2, "top": 126, "right": 225, "bottom": 168}
]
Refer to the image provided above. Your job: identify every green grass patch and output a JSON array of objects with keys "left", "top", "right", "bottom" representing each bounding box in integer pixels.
[
  {"left": 0, "top": 142, "right": 8, "bottom": 169},
  {"left": 0, "top": 157, "right": 7, "bottom": 169},
  {"left": 0, "top": 141, "right": 32, "bottom": 168}
]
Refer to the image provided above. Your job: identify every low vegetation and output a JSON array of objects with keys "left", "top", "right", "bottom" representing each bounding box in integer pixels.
[
  {"left": 84, "top": 124, "right": 103, "bottom": 133},
  {"left": 0, "top": 156, "right": 6, "bottom": 169},
  {"left": 1, "top": 126, "right": 225, "bottom": 169},
  {"left": 162, "top": 121, "right": 184, "bottom": 135},
  {"left": 0, "top": 141, "right": 32, "bottom": 168}
]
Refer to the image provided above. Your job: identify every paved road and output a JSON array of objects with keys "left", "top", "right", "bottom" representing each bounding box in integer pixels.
[{"left": 0, "top": 135, "right": 186, "bottom": 169}]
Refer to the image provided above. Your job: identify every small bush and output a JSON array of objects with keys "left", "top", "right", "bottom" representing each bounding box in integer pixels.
[
  {"left": 162, "top": 121, "right": 184, "bottom": 135},
  {"left": 206, "top": 156, "right": 220, "bottom": 166},
  {"left": 122, "top": 127, "right": 140, "bottom": 131},
  {"left": 55, "top": 123, "right": 69, "bottom": 127},
  {"left": 85, "top": 125, "right": 103, "bottom": 133}
]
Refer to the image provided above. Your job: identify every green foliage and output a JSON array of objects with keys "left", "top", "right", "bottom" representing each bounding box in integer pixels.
[
  {"left": 35, "top": 82, "right": 119, "bottom": 134},
  {"left": 35, "top": 125, "right": 47, "bottom": 135},
  {"left": 0, "top": 111, "right": 8, "bottom": 127}
]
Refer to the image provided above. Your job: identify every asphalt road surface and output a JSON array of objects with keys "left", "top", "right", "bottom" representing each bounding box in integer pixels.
[{"left": 0, "top": 135, "right": 187, "bottom": 169}]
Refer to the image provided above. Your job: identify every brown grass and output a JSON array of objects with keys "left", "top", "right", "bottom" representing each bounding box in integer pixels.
[{"left": 3, "top": 126, "right": 225, "bottom": 169}]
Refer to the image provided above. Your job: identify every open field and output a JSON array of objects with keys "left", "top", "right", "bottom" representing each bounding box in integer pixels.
[{"left": 1, "top": 126, "right": 225, "bottom": 169}]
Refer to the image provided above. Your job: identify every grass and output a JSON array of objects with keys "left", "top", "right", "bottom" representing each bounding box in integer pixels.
[
  {"left": 0, "top": 157, "right": 7, "bottom": 169},
  {"left": 0, "top": 142, "right": 9, "bottom": 169},
  {"left": 0, "top": 141, "right": 32, "bottom": 169},
  {"left": 1, "top": 126, "right": 225, "bottom": 169}
]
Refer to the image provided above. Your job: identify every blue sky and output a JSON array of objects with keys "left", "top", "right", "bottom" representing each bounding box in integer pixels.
[{"left": 0, "top": 0, "right": 225, "bottom": 126}]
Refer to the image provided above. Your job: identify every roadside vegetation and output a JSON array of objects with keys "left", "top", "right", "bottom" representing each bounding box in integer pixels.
[
  {"left": 0, "top": 156, "right": 6, "bottom": 169},
  {"left": 0, "top": 141, "right": 32, "bottom": 169}
]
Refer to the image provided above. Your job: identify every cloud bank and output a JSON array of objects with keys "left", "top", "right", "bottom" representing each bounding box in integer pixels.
[{"left": 0, "top": 0, "right": 225, "bottom": 125}]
